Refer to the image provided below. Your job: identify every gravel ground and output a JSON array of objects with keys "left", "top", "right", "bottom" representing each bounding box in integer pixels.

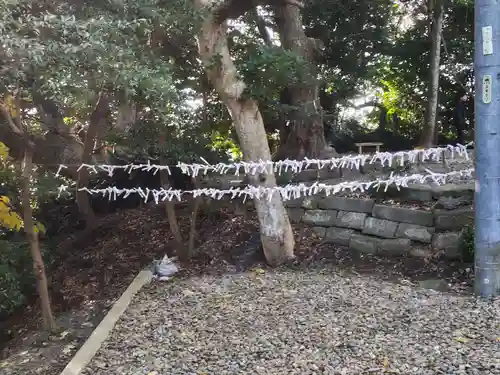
[{"left": 82, "top": 267, "right": 500, "bottom": 375}]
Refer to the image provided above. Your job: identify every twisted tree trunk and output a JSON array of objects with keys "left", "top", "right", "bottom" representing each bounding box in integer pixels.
[
  {"left": 193, "top": 0, "right": 295, "bottom": 265},
  {"left": 274, "top": 0, "right": 333, "bottom": 159}
]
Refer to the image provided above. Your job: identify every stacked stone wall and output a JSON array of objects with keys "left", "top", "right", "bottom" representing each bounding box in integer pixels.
[{"left": 285, "top": 183, "right": 474, "bottom": 259}]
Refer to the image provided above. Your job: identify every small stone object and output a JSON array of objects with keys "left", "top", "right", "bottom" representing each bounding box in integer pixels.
[
  {"left": 434, "top": 196, "right": 471, "bottom": 210},
  {"left": 418, "top": 279, "right": 450, "bottom": 292}
]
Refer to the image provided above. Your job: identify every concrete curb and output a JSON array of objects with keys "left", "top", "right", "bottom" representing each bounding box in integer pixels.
[{"left": 60, "top": 269, "right": 153, "bottom": 375}]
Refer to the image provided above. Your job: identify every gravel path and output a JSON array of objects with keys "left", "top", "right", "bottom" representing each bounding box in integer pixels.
[{"left": 83, "top": 267, "right": 500, "bottom": 375}]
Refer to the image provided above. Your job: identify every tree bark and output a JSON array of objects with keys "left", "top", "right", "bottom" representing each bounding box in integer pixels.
[
  {"left": 194, "top": 0, "right": 295, "bottom": 266},
  {"left": 274, "top": 1, "right": 331, "bottom": 159},
  {"left": 0, "top": 94, "right": 56, "bottom": 330},
  {"left": 21, "top": 145, "right": 56, "bottom": 331},
  {"left": 252, "top": 9, "right": 273, "bottom": 47},
  {"left": 76, "top": 92, "right": 110, "bottom": 230},
  {"left": 187, "top": 179, "right": 201, "bottom": 257},
  {"left": 159, "top": 157, "right": 185, "bottom": 257},
  {"left": 0, "top": 93, "right": 87, "bottom": 179},
  {"left": 419, "top": 0, "right": 445, "bottom": 147}
]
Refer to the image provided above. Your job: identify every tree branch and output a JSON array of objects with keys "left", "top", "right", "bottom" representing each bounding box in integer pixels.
[
  {"left": 0, "top": 103, "right": 24, "bottom": 135},
  {"left": 250, "top": 9, "right": 273, "bottom": 47},
  {"left": 32, "top": 93, "right": 68, "bottom": 134},
  {"left": 213, "top": 0, "right": 302, "bottom": 24},
  {"left": 352, "top": 100, "right": 383, "bottom": 110}
]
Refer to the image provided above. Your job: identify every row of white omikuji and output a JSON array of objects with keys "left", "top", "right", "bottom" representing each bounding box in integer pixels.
[
  {"left": 57, "top": 168, "right": 475, "bottom": 203},
  {"left": 54, "top": 143, "right": 470, "bottom": 178}
]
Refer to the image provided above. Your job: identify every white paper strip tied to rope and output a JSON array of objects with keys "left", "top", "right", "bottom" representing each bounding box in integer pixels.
[
  {"left": 57, "top": 168, "right": 474, "bottom": 203},
  {"left": 54, "top": 143, "right": 469, "bottom": 178},
  {"left": 179, "top": 144, "right": 469, "bottom": 177}
]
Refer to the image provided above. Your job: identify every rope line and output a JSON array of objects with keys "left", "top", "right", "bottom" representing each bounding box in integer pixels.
[
  {"left": 57, "top": 167, "right": 474, "bottom": 202},
  {"left": 54, "top": 143, "right": 470, "bottom": 178}
]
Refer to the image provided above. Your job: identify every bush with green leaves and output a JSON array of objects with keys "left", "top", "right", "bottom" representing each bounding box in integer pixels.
[
  {"left": 0, "top": 239, "right": 52, "bottom": 320},
  {"left": 460, "top": 225, "right": 475, "bottom": 263}
]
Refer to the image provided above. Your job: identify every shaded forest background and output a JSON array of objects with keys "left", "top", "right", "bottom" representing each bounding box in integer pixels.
[{"left": 0, "top": 0, "right": 474, "bottom": 336}]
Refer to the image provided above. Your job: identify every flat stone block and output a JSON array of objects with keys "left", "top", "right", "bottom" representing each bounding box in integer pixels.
[
  {"left": 372, "top": 204, "right": 434, "bottom": 227},
  {"left": 434, "top": 208, "right": 473, "bottom": 231},
  {"left": 284, "top": 198, "right": 303, "bottom": 208},
  {"left": 362, "top": 217, "right": 398, "bottom": 238},
  {"left": 396, "top": 223, "right": 434, "bottom": 243},
  {"left": 377, "top": 238, "right": 411, "bottom": 256},
  {"left": 325, "top": 227, "right": 355, "bottom": 246},
  {"left": 312, "top": 226, "right": 326, "bottom": 238},
  {"left": 409, "top": 246, "right": 433, "bottom": 258},
  {"left": 302, "top": 209, "right": 337, "bottom": 226},
  {"left": 340, "top": 168, "right": 363, "bottom": 181},
  {"left": 276, "top": 170, "right": 295, "bottom": 185},
  {"left": 431, "top": 232, "right": 461, "bottom": 259},
  {"left": 301, "top": 197, "right": 319, "bottom": 209},
  {"left": 292, "top": 169, "right": 322, "bottom": 182},
  {"left": 434, "top": 196, "right": 472, "bottom": 210},
  {"left": 318, "top": 197, "right": 374, "bottom": 213},
  {"left": 366, "top": 184, "right": 403, "bottom": 199},
  {"left": 431, "top": 183, "right": 474, "bottom": 199},
  {"left": 404, "top": 184, "right": 433, "bottom": 202},
  {"left": 287, "top": 208, "right": 304, "bottom": 223},
  {"left": 335, "top": 211, "right": 367, "bottom": 230},
  {"left": 317, "top": 169, "right": 342, "bottom": 180},
  {"left": 349, "top": 234, "right": 379, "bottom": 254}
]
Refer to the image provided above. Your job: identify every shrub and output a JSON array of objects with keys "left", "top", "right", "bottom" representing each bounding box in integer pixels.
[
  {"left": 460, "top": 225, "right": 475, "bottom": 263},
  {"left": 0, "top": 239, "right": 52, "bottom": 320}
]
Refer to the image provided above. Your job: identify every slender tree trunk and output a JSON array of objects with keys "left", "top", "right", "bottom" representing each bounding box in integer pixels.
[
  {"left": 194, "top": 0, "right": 295, "bottom": 265},
  {"left": 159, "top": 158, "right": 185, "bottom": 256},
  {"left": 21, "top": 145, "right": 56, "bottom": 331},
  {"left": 76, "top": 92, "right": 110, "bottom": 230},
  {"left": 420, "top": 0, "right": 445, "bottom": 147},
  {"left": 274, "top": 1, "right": 332, "bottom": 159},
  {"left": 1, "top": 92, "right": 56, "bottom": 330},
  {"left": 187, "top": 178, "right": 201, "bottom": 257}
]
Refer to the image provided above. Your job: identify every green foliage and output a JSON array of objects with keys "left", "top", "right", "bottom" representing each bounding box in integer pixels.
[
  {"left": 0, "top": 142, "right": 51, "bottom": 319},
  {"left": 236, "top": 45, "right": 310, "bottom": 101},
  {"left": 0, "top": 239, "right": 52, "bottom": 319},
  {"left": 0, "top": 0, "right": 184, "bottom": 136},
  {"left": 210, "top": 130, "right": 242, "bottom": 161},
  {"left": 304, "top": 0, "right": 395, "bottom": 101},
  {"left": 460, "top": 225, "right": 475, "bottom": 263}
]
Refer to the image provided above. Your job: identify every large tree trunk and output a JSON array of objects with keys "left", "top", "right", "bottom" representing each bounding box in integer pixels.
[
  {"left": 194, "top": 0, "right": 295, "bottom": 266},
  {"left": 21, "top": 145, "right": 56, "bottom": 331},
  {"left": 419, "top": 0, "right": 445, "bottom": 147},
  {"left": 274, "top": 1, "right": 332, "bottom": 159}
]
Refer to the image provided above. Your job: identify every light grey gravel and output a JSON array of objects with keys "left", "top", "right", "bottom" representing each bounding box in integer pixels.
[{"left": 82, "top": 267, "right": 500, "bottom": 375}]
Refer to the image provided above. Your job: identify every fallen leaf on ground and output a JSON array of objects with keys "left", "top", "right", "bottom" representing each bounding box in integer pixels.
[{"left": 383, "top": 357, "right": 389, "bottom": 368}]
